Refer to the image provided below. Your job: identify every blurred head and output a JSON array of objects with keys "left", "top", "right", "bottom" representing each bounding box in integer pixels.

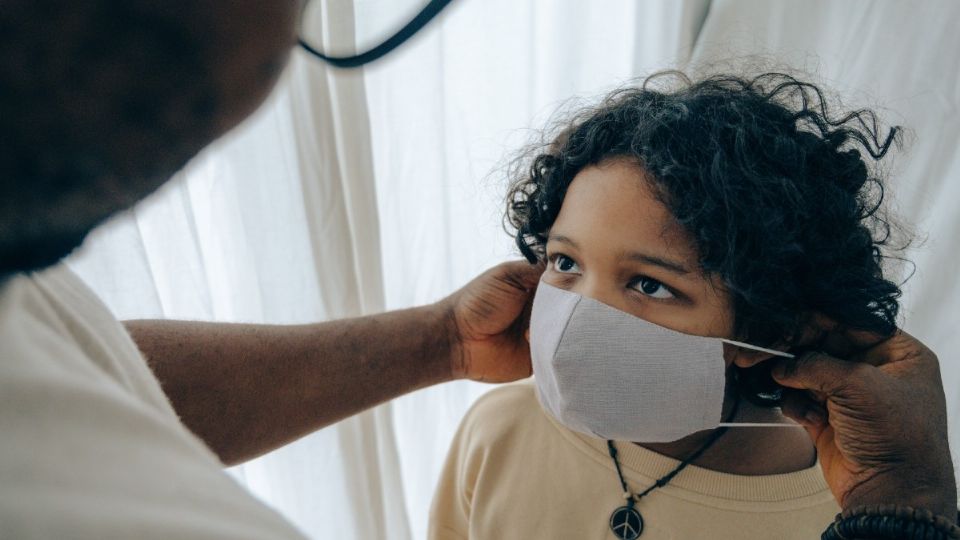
[
  {"left": 0, "top": 0, "right": 300, "bottom": 276},
  {"left": 506, "top": 72, "right": 906, "bottom": 403}
]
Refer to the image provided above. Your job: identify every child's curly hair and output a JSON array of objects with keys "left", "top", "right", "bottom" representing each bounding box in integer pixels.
[{"left": 506, "top": 71, "right": 905, "bottom": 352}]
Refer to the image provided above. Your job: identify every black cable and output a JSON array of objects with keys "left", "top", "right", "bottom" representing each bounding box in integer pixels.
[{"left": 298, "top": 0, "right": 456, "bottom": 68}]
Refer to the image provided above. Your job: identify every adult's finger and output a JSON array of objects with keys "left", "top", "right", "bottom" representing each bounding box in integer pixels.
[
  {"left": 778, "top": 388, "right": 828, "bottom": 441},
  {"left": 491, "top": 260, "right": 545, "bottom": 292},
  {"left": 771, "top": 351, "right": 874, "bottom": 395},
  {"left": 853, "top": 329, "right": 943, "bottom": 373},
  {"left": 807, "top": 313, "right": 889, "bottom": 360}
]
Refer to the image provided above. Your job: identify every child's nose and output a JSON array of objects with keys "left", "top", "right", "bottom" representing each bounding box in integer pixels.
[{"left": 574, "top": 278, "right": 633, "bottom": 315}]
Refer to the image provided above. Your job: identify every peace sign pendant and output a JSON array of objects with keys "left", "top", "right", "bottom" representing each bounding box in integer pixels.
[{"left": 609, "top": 505, "right": 644, "bottom": 540}]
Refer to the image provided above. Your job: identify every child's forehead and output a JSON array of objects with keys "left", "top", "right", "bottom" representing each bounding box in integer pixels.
[{"left": 551, "top": 160, "right": 698, "bottom": 264}]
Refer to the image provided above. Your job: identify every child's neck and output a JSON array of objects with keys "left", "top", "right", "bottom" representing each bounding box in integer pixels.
[{"left": 637, "top": 398, "right": 817, "bottom": 476}]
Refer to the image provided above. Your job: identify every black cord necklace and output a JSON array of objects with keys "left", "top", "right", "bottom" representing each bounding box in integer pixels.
[{"left": 606, "top": 397, "right": 741, "bottom": 540}]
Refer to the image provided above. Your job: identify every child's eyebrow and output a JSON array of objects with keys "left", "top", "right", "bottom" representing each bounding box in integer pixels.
[
  {"left": 549, "top": 234, "right": 691, "bottom": 276},
  {"left": 548, "top": 234, "right": 580, "bottom": 249},
  {"left": 622, "top": 251, "right": 691, "bottom": 275}
]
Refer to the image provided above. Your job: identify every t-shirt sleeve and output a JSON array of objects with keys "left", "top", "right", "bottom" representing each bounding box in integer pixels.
[{"left": 0, "top": 266, "right": 307, "bottom": 539}]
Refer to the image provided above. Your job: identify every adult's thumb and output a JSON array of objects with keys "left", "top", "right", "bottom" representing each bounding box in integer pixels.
[
  {"left": 495, "top": 260, "right": 545, "bottom": 291},
  {"left": 771, "top": 351, "right": 871, "bottom": 396}
]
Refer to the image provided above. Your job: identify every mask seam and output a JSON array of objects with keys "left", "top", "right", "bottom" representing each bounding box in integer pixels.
[{"left": 548, "top": 294, "right": 582, "bottom": 361}]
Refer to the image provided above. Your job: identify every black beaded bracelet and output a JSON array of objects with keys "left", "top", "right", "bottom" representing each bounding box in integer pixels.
[{"left": 821, "top": 504, "right": 960, "bottom": 540}]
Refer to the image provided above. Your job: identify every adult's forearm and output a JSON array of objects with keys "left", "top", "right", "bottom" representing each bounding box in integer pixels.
[{"left": 125, "top": 305, "right": 454, "bottom": 466}]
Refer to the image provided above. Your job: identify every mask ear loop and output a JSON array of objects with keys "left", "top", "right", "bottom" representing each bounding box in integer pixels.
[
  {"left": 718, "top": 339, "right": 804, "bottom": 428},
  {"left": 721, "top": 338, "right": 795, "bottom": 358}
]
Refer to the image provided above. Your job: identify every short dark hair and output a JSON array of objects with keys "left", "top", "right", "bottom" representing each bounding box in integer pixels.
[{"left": 506, "top": 72, "right": 905, "bottom": 352}]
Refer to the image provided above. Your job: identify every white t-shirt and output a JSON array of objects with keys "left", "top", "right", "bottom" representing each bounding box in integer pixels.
[{"left": 0, "top": 265, "right": 306, "bottom": 539}]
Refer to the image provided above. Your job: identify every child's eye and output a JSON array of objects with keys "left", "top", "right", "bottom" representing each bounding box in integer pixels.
[
  {"left": 552, "top": 255, "right": 581, "bottom": 274},
  {"left": 629, "top": 276, "right": 675, "bottom": 299}
]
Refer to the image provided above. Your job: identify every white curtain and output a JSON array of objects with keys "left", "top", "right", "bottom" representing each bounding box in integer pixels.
[{"left": 67, "top": 1, "right": 960, "bottom": 538}]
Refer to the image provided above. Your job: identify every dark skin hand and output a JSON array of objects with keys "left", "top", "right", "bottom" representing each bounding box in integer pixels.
[
  {"left": 773, "top": 326, "right": 957, "bottom": 518},
  {"left": 127, "top": 261, "right": 543, "bottom": 465}
]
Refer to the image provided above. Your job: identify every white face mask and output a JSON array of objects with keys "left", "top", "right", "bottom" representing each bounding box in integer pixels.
[{"left": 530, "top": 281, "right": 794, "bottom": 443}]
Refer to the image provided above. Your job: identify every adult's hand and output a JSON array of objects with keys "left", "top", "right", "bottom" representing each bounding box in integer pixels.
[
  {"left": 439, "top": 260, "right": 544, "bottom": 383},
  {"left": 133, "top": 260, "right": 544, "bottom": 465},
  {"left": 772, "top": 328, "right": 957, "bottom": 518}
]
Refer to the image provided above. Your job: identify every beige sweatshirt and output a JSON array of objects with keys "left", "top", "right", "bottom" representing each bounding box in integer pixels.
[{"left": 430, "top": 383, "right": 839, "bottom": 540}]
